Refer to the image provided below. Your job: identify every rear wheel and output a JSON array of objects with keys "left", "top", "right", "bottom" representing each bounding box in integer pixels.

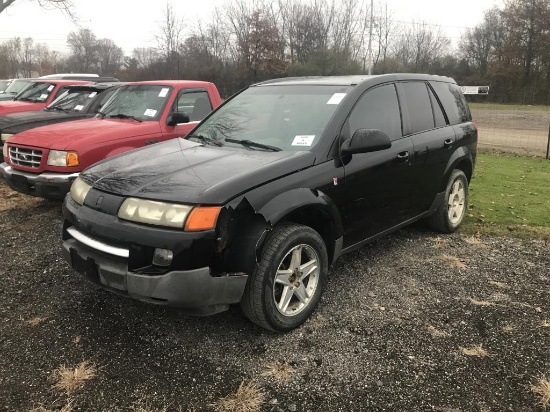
[
  {"left": 240, "top": 223, "right": 328, "bottom": 332},
  {"left": 426, "top": 169, "right": 468, "bottom": 233}
]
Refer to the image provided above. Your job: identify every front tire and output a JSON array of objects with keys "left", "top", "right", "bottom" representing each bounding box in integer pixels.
[
  {"left": 240, "top": 223, "right": 328, "bottom": 332},
  {"left": 427, "top": 169, "right": 469, "bottom": 233}
]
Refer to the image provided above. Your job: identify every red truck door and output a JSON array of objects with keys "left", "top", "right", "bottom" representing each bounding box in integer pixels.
[{"left": 162, "top": 88, "right": 214, "bottom": 141}]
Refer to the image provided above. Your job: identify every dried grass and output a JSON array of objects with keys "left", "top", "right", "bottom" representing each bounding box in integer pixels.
[
  {"left": 29, "top": 399, "right": 73, "bottom": 412},
  {"left": 52, "top": 361, "right": 97, "bottom": 393},
  {"left": 132, "top": 399, "right": 169, "bottom": 412},
  {"left": 261, "top": 361, "right": 294, "bottom": 384},
  {"left": 211, "top": 381, "right": 265, "bottom": 412},
  {"left": 460, "top": 344, "right": 489, "bottom": 357},
  {"left": 501, "top": 324, "right": 514, "bottom": 333},
  {"left": 488, "top": 280, "right": 509, "bottom": 289},
  {"left": 463, "top": 235, "right": 487, "bottom": 247},
  {"left": 26, "top": 317, "right": 47, "bottom": 326},
  {"left": 531, "top": 376, "right": 550, "bottom": 408},
  {"left": 469, "top": 298, "right": 495, "bottom": 307},
  {"left": 439, "top": 254, "right": 466, "bottom": 270},
  {"left": 430, "top": 237, "right": 447, "bottom": 249},
  {"left": 427, "top": 325, "right": 449, "bottom": 337},
  {"left": 541, "top": 319, "right": 550, "bottom": 328}
]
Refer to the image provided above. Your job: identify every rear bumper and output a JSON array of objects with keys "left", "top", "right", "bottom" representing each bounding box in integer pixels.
[
  {"left": 0, "top": 162, "right": 79, "bottom": 199},
  {"left": 62, "top": 233, "right": 247, "bottom": 315}
]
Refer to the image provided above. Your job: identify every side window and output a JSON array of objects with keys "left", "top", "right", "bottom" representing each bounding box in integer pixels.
[
  {"left": 175, "top": 91, "right": 212, "bottom": 122},
  {"left": 95, "top": 89, "right": 116, "bottom": 112},
  {"left": 430, "top": 81, "right": 472, "bottom": 125},
  {"left": 428, "top": 86, "right": 447, "bottom": 127},
  {"left": 401, "top": 82, "right": 434, "bottom": 134},
  {"left": 349, "top": 84, "right": 402, "bottom": 141}
]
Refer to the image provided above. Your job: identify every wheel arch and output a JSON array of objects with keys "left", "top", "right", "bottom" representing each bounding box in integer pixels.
[{"left": 440, "top": 147, "right": 474, "bottom": 192}]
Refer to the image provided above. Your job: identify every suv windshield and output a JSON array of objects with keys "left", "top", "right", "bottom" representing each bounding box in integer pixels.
[
  {"left": 14, "top": 82, "right": 55, "bottom": 102},
  {"left": 4, "top": 79, "right": 31, "bottom": 95},
  {"left": 191, "top": 85, "right": 352, "bottom": 151},
  {"left": 46, "top": 88, "right": 100, "bottom": 112},
  {"left": 99, "top": 85, "right": 173, "bottom": 121}
]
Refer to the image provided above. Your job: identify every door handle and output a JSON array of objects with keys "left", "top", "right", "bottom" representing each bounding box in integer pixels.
[
  {"left": 444, "top": 138, "right": 454, "bottom": 147},
  {"left": 397, "top": 151, "right": 410, "bottom": 162},
  {"left": 145, "top": 139, "right": 158, "bottom": 145}
]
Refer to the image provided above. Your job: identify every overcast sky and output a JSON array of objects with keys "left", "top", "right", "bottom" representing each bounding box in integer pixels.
[{"left": 0, "top": 0, "right": 502, "bottom": 56}]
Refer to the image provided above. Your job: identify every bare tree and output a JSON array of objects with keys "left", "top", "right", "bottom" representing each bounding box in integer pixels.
[
  {"left": 156, "top": 1, "right": 185, "bottom": 77},
  {"left": 0, "top": 0, "right": 74, "bottom": 17},
  {"left": 67, "top": 28, "right": 98, "bottom": 72},
  {"left": 97, "top": 38, "right": 123, "bottom": 75}
]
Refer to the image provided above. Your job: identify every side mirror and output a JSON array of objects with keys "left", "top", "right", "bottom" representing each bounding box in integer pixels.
[
  {"left": 167, "top": 112, "right": 189, "bottom": 126},
  {"left": 341, "top": 129, "right": 392, "bottom": 155}
]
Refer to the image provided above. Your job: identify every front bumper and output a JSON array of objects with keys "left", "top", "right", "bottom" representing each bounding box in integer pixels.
[
  {"left": 62, "top": 197, "right": 248, "bottom": 315},
  {"left": 0, "top": 162, "right": 79, "bottom": 199}
]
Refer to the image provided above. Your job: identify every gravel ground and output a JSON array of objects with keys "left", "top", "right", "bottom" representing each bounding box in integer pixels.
[
  {"left": 1, "top": 182, "right": 549, "bottom": 412},
  {"left": 471, "top": 108, "right": 550, "bottom": 131}
]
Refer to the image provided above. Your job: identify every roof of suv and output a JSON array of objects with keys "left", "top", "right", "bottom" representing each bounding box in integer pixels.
[{"left": 255, "top": 74, "right": 456, "bottom": 86}]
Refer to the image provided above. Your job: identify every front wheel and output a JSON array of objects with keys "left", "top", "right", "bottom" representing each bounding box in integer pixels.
[
  {"left": 426, "top": 169, "right": 469, "bottom": 233},
  {"left": 240, "top": 223, "right": 328, "bottom": 332}
]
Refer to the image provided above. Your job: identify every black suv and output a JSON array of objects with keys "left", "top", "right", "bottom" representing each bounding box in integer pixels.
[{"left": 61, "top": 74, "right": 477, "bottom": 331}]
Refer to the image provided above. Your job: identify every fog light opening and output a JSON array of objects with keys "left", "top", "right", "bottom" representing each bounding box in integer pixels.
[{"left": 153, "top": 248, "right": 173, "bottom": 267}]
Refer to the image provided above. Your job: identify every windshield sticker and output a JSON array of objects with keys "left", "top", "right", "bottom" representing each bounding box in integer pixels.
[
  {"left": 292, "top": 135, "right": 315, "bottom": 146},
  {"left": 74, "top": 105, "right": 84, "bottom": 111},
  {"left": 144, "top": 109, "right": 157, "bottom": 117},
  {"left": 158, "top": 88, "right": 170, "bottom": 98},
  {"left": 47, "top": 85, "right": 54, "bottom": 92},
  {"left": 38, "top": 94, "right": 48, "bottom": 100},
  {"left": 326, "top": 93, "right": 347, "bottom": 105},
  {"left": 88, "top": 92, "right": 97, "bottom": 98}
]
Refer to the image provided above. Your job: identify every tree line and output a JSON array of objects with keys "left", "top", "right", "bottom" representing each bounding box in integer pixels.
[{"left": 1, "top": 0, "right": 549, "bottom": 104}]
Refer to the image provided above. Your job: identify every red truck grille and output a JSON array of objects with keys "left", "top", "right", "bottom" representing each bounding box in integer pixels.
[{"left": 9, "top": 146, "right": 43, "bottom": 168}]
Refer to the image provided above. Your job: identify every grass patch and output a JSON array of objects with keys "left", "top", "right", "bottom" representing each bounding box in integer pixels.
[
  {"left": 463, "top": 153, "right": 550, "bottom": 238},
  {"left": 53, "top": 361, "right": 96, "bottom": 393},
  {"left": 212, "top": 381, "right": 265, "bottom": 412},
  {"left": 531, "top": 376, "right": 550, "bottom": 408},
  {"left": 460, "top": 344, "right": 489, "bottom": 357},
  {"left": 469, "top": 102, "right": 550, "bottom": 111},
  {"left": 261, "top": 361, "right": 295, "bottom": 384}
]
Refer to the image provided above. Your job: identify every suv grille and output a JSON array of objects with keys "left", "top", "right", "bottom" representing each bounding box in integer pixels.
[{"left": 9, "top": 146, "right": 42, "bottom": 168}]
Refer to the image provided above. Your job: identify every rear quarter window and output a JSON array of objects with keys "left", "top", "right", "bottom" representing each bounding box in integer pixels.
[{"left": 430, "top": 82, "right": 472, "bottom": 125}]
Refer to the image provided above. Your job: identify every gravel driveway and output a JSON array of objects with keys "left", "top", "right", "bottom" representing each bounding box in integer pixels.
[{"left": 1, "top": 183, "right": 549, "bottom": 411}]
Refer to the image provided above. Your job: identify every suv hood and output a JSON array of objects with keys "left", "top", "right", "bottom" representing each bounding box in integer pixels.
[
  {"left": 83, "top": 138, "right": 316, "bottom": 205},
  {"left": 8, "top": 118, "right": 159, "bottom": 149},
  {"left": 0, "top": 110, "right": 82, "bottom": 134}
]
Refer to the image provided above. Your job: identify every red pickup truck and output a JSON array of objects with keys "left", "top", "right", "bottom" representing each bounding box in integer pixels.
[
  {"left": 1, "top": 80, "right": 222, "bottom": 199},
  {"left": 0, "top": 80, "right": 97, "bottom": 115}
]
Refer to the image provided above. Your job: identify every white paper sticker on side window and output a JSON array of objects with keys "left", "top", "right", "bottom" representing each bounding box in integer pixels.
[
  {"left": 39, "top": 94, "right": 48, "bottom": 100},
  {"left": 158, "top": 88, "right": 170, "bottom": 97},
  {"left": 144, "top": 109, "right": 157, "bottom": 117},
  {"left": 326, "top": 93, "right": 346, "bottom": 105},
  {"left": 74, "top": 105, "right": 84, "bottom": 111},
  {"left": 291, "top": 135, "right": 315, "bottom": 146},
  {"left": 47, "top": 85, "right": 54, "bottom": 92},
  {"left": 89, "top": 92, "right": 97, "bottom": 98}
]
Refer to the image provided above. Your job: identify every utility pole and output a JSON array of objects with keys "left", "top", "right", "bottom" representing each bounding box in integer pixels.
[{"left": 367, "top": 0, "right": 374, "bottom": 75}]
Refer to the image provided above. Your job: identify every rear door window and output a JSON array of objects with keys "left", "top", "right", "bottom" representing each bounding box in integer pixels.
[
  {"left": 428, "top": 86, "right": 447, "bottom": 127},
  {"left": 401, "top": 82, "right": 434, "bottom": 134},
  {"left": 349, "top": 83, "right": 402, "bottom": 141},
  {"left": 430, "top": 81, "right": 472, "bottom": 125}
]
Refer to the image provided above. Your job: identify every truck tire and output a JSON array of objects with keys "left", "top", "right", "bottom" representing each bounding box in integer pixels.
[{"left": 427, "top": 169, "right": 468, "bottom": 233}]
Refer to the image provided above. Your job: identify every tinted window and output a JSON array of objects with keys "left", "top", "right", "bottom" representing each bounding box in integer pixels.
[
  {"left": 428, "top": 86, "right": 447, "bottom": 127},
  {"left": 349, "top": 84, "right": 402, "bottom": 141},
  {"left": 430, "top": 81, "right": 471, "bottom": 125},
  {"left": 401, "top": 82, "right": 434, "bottom": 134},
  {"left": 175, "top": 90, "right": 212, "bottom": 122}
]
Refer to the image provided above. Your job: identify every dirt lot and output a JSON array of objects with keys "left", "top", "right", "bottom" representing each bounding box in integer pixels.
[
  {"left": 1, "top": 182, "right": 549, "bottom": 412},
  {"left": 471, "top": 108, "right": 550, "bottom": 156}
]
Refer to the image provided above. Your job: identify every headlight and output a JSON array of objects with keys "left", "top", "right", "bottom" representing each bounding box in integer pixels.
[
  {"left": 1, "top": 133, "right": 14, "bottom": 143},
  {"left": 118, "top": 198, "right": 193, "bottom": 228},
  {"left": 47, "top": 150, "right": 80, "bottom": 167},
  {"left": 70, "top": 176, "right": 91, "bottom": 205}
]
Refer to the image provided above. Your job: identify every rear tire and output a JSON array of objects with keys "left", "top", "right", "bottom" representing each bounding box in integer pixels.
[
  {"left": 426, "top": 169, "right": 468, "bottom": 233},
  {"left": 240, "top": 223, "right": 328, "bottom": 332}
]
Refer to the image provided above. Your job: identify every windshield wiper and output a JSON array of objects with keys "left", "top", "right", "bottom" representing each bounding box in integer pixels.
[
  {"left": 47, "top": 105, "right": 70, "bottom": 113},
  {"left": 225, "top": 138, "right": 281, "bottom": 152},
  {"left": 187, "top": 134, "right": 223, "bottom": 147},
  {"left": 108, "top": 113, "right": 143, "bottom": 122},
  {"left": 17, "top": 97, "right": 36, "bottom": 102}
]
